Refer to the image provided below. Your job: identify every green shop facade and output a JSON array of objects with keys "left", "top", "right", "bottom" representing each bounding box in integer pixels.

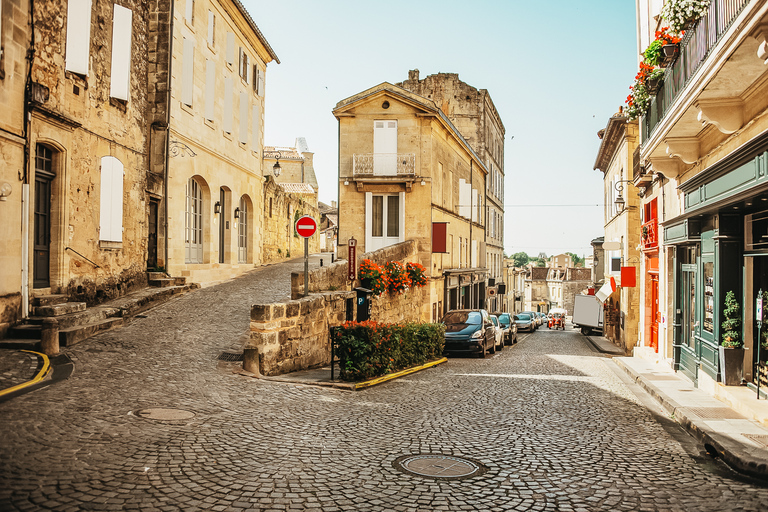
[{"left": 664, "top": 132, "right": 768, "bottom": 392}]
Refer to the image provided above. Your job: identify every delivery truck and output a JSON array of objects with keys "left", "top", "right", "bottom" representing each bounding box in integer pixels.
[{"left": 572, "top": 294, "right": 604, "bottom": 336}]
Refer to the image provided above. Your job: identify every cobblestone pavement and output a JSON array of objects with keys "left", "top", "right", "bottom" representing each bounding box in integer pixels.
[
  {"left": 2, "top": 262, "right": 768, "bottom": 511},
  {"left": 0, "top": 351, "right": 40, "bottom": 391}
]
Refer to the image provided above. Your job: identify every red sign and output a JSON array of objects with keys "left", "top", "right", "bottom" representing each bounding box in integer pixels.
[
  {"left": 621, "top": 266, "right": 636, "bottom": 288},
  {"left": 295, "top": 215, "right": 317, "bottom": 238},
  {"left": 348, "top": 238, "right": 357, "bottom": 281}
]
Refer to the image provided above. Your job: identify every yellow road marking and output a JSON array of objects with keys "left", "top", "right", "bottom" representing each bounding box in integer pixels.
[
  {"left": 0, "top": 350, "right": 51, "bottom": 397},
  {"left": 353, "top": 357, "right": 448, "bottom": 390}
]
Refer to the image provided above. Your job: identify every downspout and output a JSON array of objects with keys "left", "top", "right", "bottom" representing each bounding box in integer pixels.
[
  {"left": 469, "top": 160, "right": 473, "bottom": 308},
  {"left": 20, "top": 0, "right": 36, "bottom": 318},
  {"left": 337, "top": 119, "right": 341, "bottom": 264},
  {"left": 163, "top": 0, "right": 175, "bottom": 273}
]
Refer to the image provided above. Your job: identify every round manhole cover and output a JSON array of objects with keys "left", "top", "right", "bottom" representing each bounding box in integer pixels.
[
  {"left": 393, "top": 454, "right": 487, "bottom": 480},
  {"left": 136, "top": 408, "right": 196, "bottom": 421}
]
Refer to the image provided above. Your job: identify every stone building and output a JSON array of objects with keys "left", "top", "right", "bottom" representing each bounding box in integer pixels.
[
  {"left": 594, "top": 112, "right": 640, "bottom": 353},
  {"left": 0, "top": 0, "right": 155, "bottom": 334},
  {"left": 398, "top": 70, "right": 506, "bottom": 312},
  {"left": 524, "top": 267, "right": 549, "bottom": 313},
  {"left": 634, "top": 1, "right": 768, "bottom": 392},
  {"left": 262, "top": 139, "right": 318, "bottom": 189},
  {"left": 318, "top": 201, "right": 338, "bottom": 254},
  {"left": 548, "top": 253, "right": 573, "bottom": 268},
  {"left": 149, "top": 0, "right": 279, "bottom": 285},
  {"left": 261, "top": 179, "right": 319, "bottom": 263},
  {"left": 333, "top": 82, "right": 489, "bottom": 322}
]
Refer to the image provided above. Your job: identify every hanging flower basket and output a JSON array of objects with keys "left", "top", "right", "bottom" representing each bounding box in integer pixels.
[{"left": 661, "top": 0, "right": 709, "bottom": 34}]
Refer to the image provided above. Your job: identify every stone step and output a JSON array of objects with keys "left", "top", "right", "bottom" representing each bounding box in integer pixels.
[
  {"left": 59, "top": 317, "right": 124, "bottom": 347},
  {"left": 0, "top": 338, "right": 41, "bottom": 350},
  {"left": 31, "top": 294, "right": 69, "bottom": 307},
  {"left": 147, "top": 272, "right": 167, "bottom": 281},
  {"left": 149, "top": 278, "right": 176, "bottom": 288},
  {"left": 34, "top": 302, "right": 87, "bottom": 317},
  {"left": 9, "top": 324, "right": 42, "bottom": 340},
  {"left": 174, "top": 277, "right": 187, "bottom": 285},
  {"left": 49, "top": 306, "right": 121, "bottom": 330}
]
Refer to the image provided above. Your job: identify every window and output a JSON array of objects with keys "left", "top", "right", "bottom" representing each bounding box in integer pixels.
[
  {"left": 99, "top": 156, "right": 124, "bottom": 242},
  {"left": 253, "top": 65, "right": 264, "bottom": 96},
  {"left": 238, "top": 48, "right": 249, "bottom": 83},
  {"left": 237, "top": 196, "right": 248, "bottom": 263},
  {"left": 366, "top": 192, "right": 403, "bottom": 251},
  {"left": 223, "top": 77, "right": 233, "bottom": 133},
  {"left": 252, "top": 104, "right": 260, "bottom": 151},
  {"left": 185, "top": 178, "right": 203, "bottom": 263},
  {"left": 65, "top": 0, "right": 92, "bottom": 75},
  {"left": 204, "top": 60, "right": 215, "bottom": 121},
  {"left": 269, "top": 197, "right": 272, "bottom": 218},
  {"left": 182, "top": 38, "right": 194, "bottom": 106},
  {"left": 373, "top": 120, "right": 397, "bottom": 175},
  {"left": 432, "top": 222, "right": 448, "bottom": 253},
  {"left": 109, "top": 5, "right": 133, "bottom": 101},
  {"left": 207, "top": 11, "right": 215, "bottom": 46}
]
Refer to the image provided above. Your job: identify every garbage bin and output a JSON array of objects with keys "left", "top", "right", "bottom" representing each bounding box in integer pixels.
[{"left": 354, "top": 287, "right": 373, "bottom": 322}]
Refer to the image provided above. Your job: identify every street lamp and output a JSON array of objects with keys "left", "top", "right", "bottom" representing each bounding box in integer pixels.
[
  {"left": 272, "top": 151, "right": 282, "bottom": 178},
  {"left": 614, "top": 179, "right": 634, "bottom": 211}
]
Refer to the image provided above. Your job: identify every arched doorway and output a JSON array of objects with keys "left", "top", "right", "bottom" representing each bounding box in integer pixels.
[{"left": 34, "top": 144, "right": 55, "bottom": 288}]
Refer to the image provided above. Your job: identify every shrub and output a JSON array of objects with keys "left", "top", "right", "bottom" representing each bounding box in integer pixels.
[
  {"left": 332, "top": 321, "right": 445, "bottom": 381},
  {"left": 721, "top": 290, "right": 742, "bottom": 348}
]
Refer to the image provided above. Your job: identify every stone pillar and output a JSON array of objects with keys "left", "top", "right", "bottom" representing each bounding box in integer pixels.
[{"left": 40, "top": 318, "right": 59, "bottom": 356}]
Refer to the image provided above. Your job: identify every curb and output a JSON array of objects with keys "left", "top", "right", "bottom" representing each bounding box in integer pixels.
[
  {"left": 352, "top": 357, "right": 448, "bottom": 390},
  {"left": 614, "top": 358, "right": 768, "bottom": 481},
  {"left": 0, "top": 350, "right": 50, "bottom": 399}
]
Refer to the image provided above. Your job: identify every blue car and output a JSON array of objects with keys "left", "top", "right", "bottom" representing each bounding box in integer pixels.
[
  {"left": 515, "top": 313, "right": 535, "bottom": 333},
  {"left": 442, "top": 309, "right": 497, "bottom": 358}
]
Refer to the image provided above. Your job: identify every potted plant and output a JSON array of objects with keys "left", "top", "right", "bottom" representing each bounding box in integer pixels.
[
  {"left": 358, "top": 259, "right": 387, "bottom": 296},
  {"left": 719, "top": 290, "right": 745, "bottom": 386},
  {"left": 661, "top": 0, "right": 709, "bottom": 34},
  {"left": 646, "top": 69, "right": 665, "bottom": 95},
  {"left": 625, "top": 64, "right": 653, "bottom": 120}
]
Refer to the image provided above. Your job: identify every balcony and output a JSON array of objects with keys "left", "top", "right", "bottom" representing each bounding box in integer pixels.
[
  {"left": 353, "top": 153, "right": 415, "bottom": 177},
  {"left": 642, "top": 0, "right": 752, "bottom": 142},
  {"left": 641, "top": 218, "right": 659, "bottom": 251}
]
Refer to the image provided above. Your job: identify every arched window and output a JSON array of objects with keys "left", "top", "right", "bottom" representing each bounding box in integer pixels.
[
  {"left": 185, "top": 178, "right": 203, "bottom": 263},
  {"left": 237, "top": 196, "right": 248, "bottom": 263}
]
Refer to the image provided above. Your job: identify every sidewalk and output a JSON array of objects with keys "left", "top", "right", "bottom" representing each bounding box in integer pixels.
[{"left": 586, "top": 335, "right": 768, "bottom": 479}]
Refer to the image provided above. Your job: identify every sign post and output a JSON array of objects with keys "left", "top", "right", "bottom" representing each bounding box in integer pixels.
[
  {"left": 295, "top": 215, "right": 317, "bottom": 297},
  {"left": 348, "top": 237, "right": 357, "bottom": 281},
  {"left": 757, "top": 289, "right": 763, "bottom": 399}
]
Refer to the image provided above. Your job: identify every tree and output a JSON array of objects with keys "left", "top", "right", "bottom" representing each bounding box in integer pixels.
[
  {"left": 566, "top": 252, "right": 585, "bottom": 267},
  {"left": 511, "top": 252, "right": 529, "bottom": 267}
]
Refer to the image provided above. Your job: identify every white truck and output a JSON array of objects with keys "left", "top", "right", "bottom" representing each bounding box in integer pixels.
[{"left": 572, "top": 294, "right": 604, "bottom": 336}]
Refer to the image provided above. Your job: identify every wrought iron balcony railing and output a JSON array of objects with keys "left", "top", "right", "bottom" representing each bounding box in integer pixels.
[
  {"left": 642, "top": 0, "right": 750, "bottom": 141},
  {"left": 352, "top": 153, "right": 416, "bottom": 177},
  {"left": 641, "top": 218, "right": 659, "bottom": 251}
]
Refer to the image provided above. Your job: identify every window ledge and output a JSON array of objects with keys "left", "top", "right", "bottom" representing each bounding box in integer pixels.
[
  {"left": 180, "top": 102, "right": 194, "bottom": 116},
  {"left": 99, "top": 240, "right": 123, "bottom": 250},
  {"left": 223, "top": 131, "right": 233, "bottom": 141},
  {"left": 204, "top": 118, "right": 215, "bottom": 129}
]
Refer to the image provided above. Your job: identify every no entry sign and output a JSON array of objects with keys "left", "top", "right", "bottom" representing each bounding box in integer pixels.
[{"left": 295, "top": 215, "right": 317, "bottom": 238}]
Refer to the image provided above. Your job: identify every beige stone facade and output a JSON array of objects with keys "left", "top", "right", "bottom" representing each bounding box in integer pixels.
[
  {"left": 262, "top": 179, "right": 319, "bottom": 263},
  {"left": 333, "top": 82, "right": 489, "bottom": 322},
  {"left": 397, "top": 70, "right": 506, "bottom": 312}
]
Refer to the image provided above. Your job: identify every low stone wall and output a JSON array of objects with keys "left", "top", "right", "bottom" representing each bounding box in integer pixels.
[{"left": 245, "top": 291, "right": 354, "bottom": 376}]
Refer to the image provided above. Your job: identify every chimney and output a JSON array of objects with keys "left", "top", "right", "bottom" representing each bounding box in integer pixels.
[
  {"left": 408, "top": 69, "right": 420, "bottom": 81},
  {"left": 331, "top": 200, "right": 337, "bottom": 209}
]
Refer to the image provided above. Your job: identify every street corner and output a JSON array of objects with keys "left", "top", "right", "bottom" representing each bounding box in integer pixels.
[{"left": 0, "top": 350, "right": 73, "bottom": 404}]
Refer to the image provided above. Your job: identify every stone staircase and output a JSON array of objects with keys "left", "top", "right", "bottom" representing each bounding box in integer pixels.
[{"left": 0, "top": 273, "right": 199, "bottom": 353}]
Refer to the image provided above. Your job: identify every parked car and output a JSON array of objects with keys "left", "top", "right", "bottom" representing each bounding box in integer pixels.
[
  {"left": 441, "top": 309, "right": 497, "bottom": 358},
  {"left": 537, "top": 312, "right": 548, "bottom": 325},
  {"left": 515, "top": 313, "right": 536, "bottom": 333},
  {"left": 489, "top": 315, "right": 505, "bottom": 352},
  {"left": 522, "top": 311, "right": 541, "bottom": 328},
  {"left": 495, "top": 312, "right": 517, "bottom": 345}
]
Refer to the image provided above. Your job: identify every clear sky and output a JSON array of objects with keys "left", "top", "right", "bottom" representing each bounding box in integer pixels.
[{"left": 244, "top": 0, "right": 639, "bottom": 259}]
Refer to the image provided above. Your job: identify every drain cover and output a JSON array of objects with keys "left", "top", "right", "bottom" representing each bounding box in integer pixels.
[
  {"left": 218, "top": 351, "right": 244, "bottom": 362},
  {"left": 136, "top": 408, "right": 195, "bottom": 421},
  {"left": 393, "top": 454, "right": 487, "bottom": 480}
]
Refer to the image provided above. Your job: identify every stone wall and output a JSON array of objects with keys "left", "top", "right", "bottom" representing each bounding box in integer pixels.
[{"left": 262, "top": 177, "right": 320, "bottom": 264}]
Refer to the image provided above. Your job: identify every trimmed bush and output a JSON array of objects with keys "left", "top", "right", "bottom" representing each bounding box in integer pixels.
[{"left": 332, "top": 321, "right": 445, "bottom": 381}]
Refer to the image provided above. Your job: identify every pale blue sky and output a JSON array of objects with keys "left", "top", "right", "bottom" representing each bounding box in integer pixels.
[{"left": 245, "top": 0, "right": 639, "bottom": 258}]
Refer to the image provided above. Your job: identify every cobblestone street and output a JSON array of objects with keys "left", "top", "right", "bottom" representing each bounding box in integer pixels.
[{"left": 2, "top": 260, "right": 768, "bottom": 511}]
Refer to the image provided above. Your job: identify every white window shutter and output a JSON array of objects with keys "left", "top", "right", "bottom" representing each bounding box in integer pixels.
[
  {"left": 258, "top": 69, "right": 264, "bottom": 97},
  {"left": 205, "top": 59, "right": 215, "bottom": 121},
  {"left": 182, "top": 38, "right": 194, "bottom": 106},
  {"left": 110, "top": 5, "right": 132, "bottom": 101},
  {"left": 207, "top": 11, "right": 214, "bottom": 46},
  {"left": 185, "top": 0, "right": 194, "bottom": 23},
  {"left": 364, "top": 192, "right": 372, "bottom": 251},
  {"left": 398, "top": 191, "right": 405, "bottom": 243},
  {"left": 226, "top": 32, "right": 235, "bottom": 66},
  {"left": 100, "top": 156, "right": 124, "bottom": 242},
  {"left": 252, "top": 104, "right": 260, "bottom": 152},
  {"left": 66, "top": 0, "right": 92, "bottom": 75},
  {"left": 223, "top": 77, "right": 233, "bottom": 133},
  {"left": 239, "top": 91, "right": 248, "bottom": 144}
]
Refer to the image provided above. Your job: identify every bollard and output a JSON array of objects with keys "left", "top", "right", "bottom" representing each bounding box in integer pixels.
[
  {"left": 40, "top": 318, "right": 60, "bottom": 356},
  {"left": 320, "top": 258, "right": 323, "bottom": 267}
]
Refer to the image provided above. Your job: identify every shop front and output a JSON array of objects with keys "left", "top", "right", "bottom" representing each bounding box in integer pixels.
[
  {"left": 665, "top": 136, "right": 768, "bottom": 389},
  {"left": 443, "top": 269, "right": 488, "bottom": 312}
]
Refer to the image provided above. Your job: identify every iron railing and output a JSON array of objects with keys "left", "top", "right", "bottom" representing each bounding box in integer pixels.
[
  {"left": 353, "top": 153, "right": 416, "bottom": 177},
  {"left": 642, "top": 0, "right": 750, "bottom": 141},
  {"left": 641, "top": 219, "right": 659, "bottom": 251}
]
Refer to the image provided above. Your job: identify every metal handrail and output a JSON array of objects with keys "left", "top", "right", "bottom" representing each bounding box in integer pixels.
[
  {"left": 642, "top": 0, "right": 750, "bottom": 141},
  {"left": 65, "top": 247, "right": 101, "bottom": 268},
  {"left": 352, "top": 153, "right": 416, "bottom": 176}
]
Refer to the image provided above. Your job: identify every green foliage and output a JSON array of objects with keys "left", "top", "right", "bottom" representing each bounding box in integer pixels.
[
  {"left": 643, "top": 39, "right": 664, "bottom": 67},
  {"left": 293, "top": 210, "right": 303, "bottom": 238},
  {"left": 566, "top": 252, "right": 585, "bottom": 267},
  {"left": 331, "top": 321, "right": 445, "bottom": 382},
  {"left": 511, "top": 252, "right": 530, "bottom": 267},
  {"left": 760, "top": 291, "right": 768, "bottom": 351},
  {"left": 721, "top": 290, "right": 742, "bottom": 348},
  {"left": 277, "top": 248, "right": 282, "bottom": 255}
]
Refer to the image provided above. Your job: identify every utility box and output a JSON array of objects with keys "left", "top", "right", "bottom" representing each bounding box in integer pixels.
[{"left": 354, "top": 287, "right": 373, "bottom": 322}]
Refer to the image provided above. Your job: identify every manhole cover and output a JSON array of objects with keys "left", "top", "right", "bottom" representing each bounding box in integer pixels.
[
  {"left": 393, "top": 454, "right": 487, "bottom": 480},
  {"left": 136, "top": 408, "right": 196, "bottom": 421},
  {"left": 218, "top": 351, "right": 244, "bottom": 362}
]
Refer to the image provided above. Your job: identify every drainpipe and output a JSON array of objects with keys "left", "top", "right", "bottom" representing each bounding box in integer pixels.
[
  {"left": 20, "top": 0, "right": 36, "bottom": 318},
  {"left": 337, "top": 120, "right": 341, "bottom": 262},
  {"left": 163, "top": 0, "right": 176, "bottom": 274}
]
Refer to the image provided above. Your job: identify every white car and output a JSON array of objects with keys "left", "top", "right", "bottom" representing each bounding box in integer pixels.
[{"left": 489, "top": 315, "right": 505, "bottom": 352}]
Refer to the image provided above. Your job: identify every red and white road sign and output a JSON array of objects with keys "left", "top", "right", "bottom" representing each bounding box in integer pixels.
[{"left": 295, "top": 215, "right": 317, "bottom": 238}]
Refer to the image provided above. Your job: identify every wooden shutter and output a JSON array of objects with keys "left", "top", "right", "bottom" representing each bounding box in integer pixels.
[
  {"left": 207, "top": 11, "right": 214, "bottom": 46},
  {"left": 257, "top": 68, "right": 264, "bottom": 96},
  {"left": 239, "top": 91, "right": 248, "bottom": 144},
  {"left": 182, "top": 38, "right": 194, "bottom": 106},
  {"left": 204, "top": 60, "right": 215, "bottom": 121},
  {"left": 432, "top": 222, "right": 447, "bottom": 253},
  {"left": 185, "top": 0, "right": 194, "bottom": 23},
  {"left": 65, "top": 0, "right": 92, "bottom": 75},
  {"left": 226, "top": 32, "right": 235, "bottom": 66},
  {"left": 223, "top": 77, "right": 233, "bottom": 133},
  {"left": 110, "top": 4, "right": 132, "bottom": 101},
  {"left": 253, "top": 66, "right": 259, "bottom": 93},
  {"left": 100, "top": 156, "right": 124, "bottom": 242},
  {"left": 252, "top": 104, "right": 260, "bottom": 152}
]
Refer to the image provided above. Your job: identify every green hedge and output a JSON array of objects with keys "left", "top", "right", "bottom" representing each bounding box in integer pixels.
[{"left": 331, "top": 321, "right": 445, "bottom": 381}]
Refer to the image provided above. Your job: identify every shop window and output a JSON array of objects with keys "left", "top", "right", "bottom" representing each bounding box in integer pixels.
[{"left": 745, "top": 209, "right": 768, "bottom": 251}]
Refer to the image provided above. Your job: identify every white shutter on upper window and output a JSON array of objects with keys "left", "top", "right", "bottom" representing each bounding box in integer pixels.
[
  {"left": 207, "top": 11, "right": 215, "bottom": 46},
  {"left": 100, "top": 156, "right": 124, "bottom": 242},
  {"left": 66, "top": 0, "right": 92, "bottom": 75},
  {"left": 226, "top": 32, "right": 235, "bottom": 66},
  {"left": 204, "top": 59, "right": 215, "bottom": 121},
  {"left": 182, "top": 38, "right": 194, "bottom": 106},
  {"left": 239, "top": 91, "right": 248, "bottom": 144},
  {"left": 110, "top": 5, "right": 132, "bottom": 101},
  {"left": 185, "top": 0, "right": 194, "bottom": 24},
  {"left": 223, "top": 77, "right": 233, "bottom": 133},
  {"left": 252, "top": 104, "right": 260, "bottom": 152},
  {"left": 257, "top": 68, "right": 264, "bottom": 96}
]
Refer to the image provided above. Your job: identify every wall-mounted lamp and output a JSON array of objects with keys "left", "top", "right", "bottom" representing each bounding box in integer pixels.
[
  {"left": 234, "top": 207, "right": 241, "bottom": 219},
  {"left": 614, "top": 179, "right": 635, "bottom": 211},
  {"left": 0, "top": 182, "right": 11, "bottom": 201},
  {"left": 214, "top": 201, "right": 221, "bottom": 214},
  {"left": 343, "top": 180, "right": 349, "bottom": 186}
]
